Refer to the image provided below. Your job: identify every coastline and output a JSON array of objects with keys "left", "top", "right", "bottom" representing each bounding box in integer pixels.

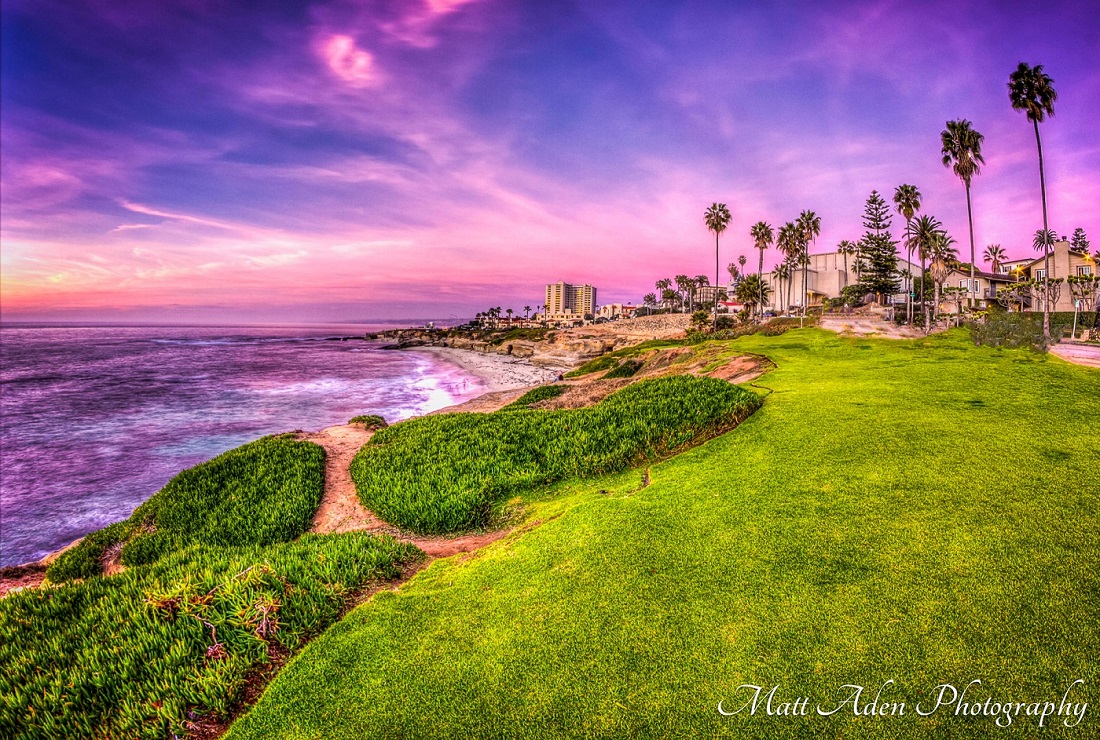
[
  {"left": 411, "top": 345, "right": 562, "bottom": 396},
  {"left": 0, "top": 343, "right": 564, "bottom": 584}
]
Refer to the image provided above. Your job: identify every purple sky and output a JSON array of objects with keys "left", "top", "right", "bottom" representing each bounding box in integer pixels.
[{"left": 2, "top": 0, "right": 1098, "bottom": 322}]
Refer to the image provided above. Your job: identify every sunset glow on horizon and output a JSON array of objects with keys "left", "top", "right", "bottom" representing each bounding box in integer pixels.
[{"left": 2, "top": 0, "right": 1098, "bottom": 323}]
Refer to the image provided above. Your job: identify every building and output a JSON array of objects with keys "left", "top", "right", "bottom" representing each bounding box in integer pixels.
[
  {"left": 694, "top": 285, "right": 728, "bottom": 305},
  {"left": 545, "top": 282, "right": 597, "bottom": 320},
  {"left": 597, "top": 303, "right": 636, "bottom": 320},
  {"left": 1021, "top": 240, "right": 1095, "bottom": 312},
  {"left": 759, "top": 251, "right": 924, "bottom": 312}
]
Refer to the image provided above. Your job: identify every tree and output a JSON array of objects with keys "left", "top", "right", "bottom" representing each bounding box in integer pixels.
[
  {"left": 750, "top": 221, "right": 774, "bottom": 319},
  {"left": 927, "top": 229, "right": 959, "bottom": 328},
  {"left": 837, "top": 240, "right": 857, "bottom": 288},
  {"left": 797, "top": 210, "right": 821, "bottom": 319},
  {"left": 1070, "top": 227, "right": 1090, "bottom": 254},
  {"left": 941, "top": 119, "right": 985, "bottom": 309},
  {"left": 777, "top": 222, "right": 799, "bottom": 312},
  {"left": 735, "top": 274, "right": 770, "bottom": 317},
  {"left": 726, "top": 263, "right": 740, "bottom": 282},
  {"left": 523, "top": 305, "right": 531, "bottom": 320},
  {"left": 704, "top": 202, "right": 732, "bottom": 330},
  {"left": 642, "top": 292, "right": 657, "bottom": 308},
  {"left": 1032, "top": 228, "right": 1058, "bottom": 315},
  {"left": 893, "top": 184, "right": 922, "bottom": 324},
  {"left": 773, "top": 262, "right": 791, "bottom": 313},
  {"left": 661, "top": 288, "right": 678, "bottom": 311},
  {"left": 858, "top": 191, "right": 899, "bottom": 303},
  {"left": 1067, "top": 276, "right": 1100, "bottom": 339},
  {"left": 675, "top": 274, "right": 692, "bottom": 313},
  {"left": 983, "top": 244, "right": 1006, "bottom": 273},
  {"left": 913, "top": 215, "right": 946, "bottom": 329},
  {"left": 1009, "top": 62, "right": 1057, "bottom": 340},
  {"left": 655, "top": 278, "right": 672, "bottom": 310}
]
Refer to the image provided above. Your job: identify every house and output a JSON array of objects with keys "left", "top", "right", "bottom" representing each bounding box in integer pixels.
[
  {"left": 936, "top": 266, "right": 1016, "bottom": 313},
  {"left": 597, "top": 303, "right": 637, "bottom": 320},
  {"left": 759, "top": 250, "right": 924, "bottom": 311},
  {"left": 1020, "top": 240, "right": 1096, "bottom": 312}
]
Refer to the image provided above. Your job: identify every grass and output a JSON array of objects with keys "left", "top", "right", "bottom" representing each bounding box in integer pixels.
[
  {"left": 500, "top": 384, "right": 568, "bottom": 410},
  {"left": 563, "top": 339, "right": 683, "bottom": 377},
  {"left": 47, "top": 435, "right": 325, "bottom": 580},
  {"left": 229, "top": 329, "right": 1099, "bottom": 739},
  {"left": 348, "top": 414, "right": 388, "bottom": 428},
  {"left": 350, "top": 376, "right": 762, "bottom": 534},
  {"left": 0, "top": 533, "right": 423, "bottom": 739}
]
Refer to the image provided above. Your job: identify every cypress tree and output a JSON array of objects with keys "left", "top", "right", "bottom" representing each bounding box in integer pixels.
[{"left": 857, "top": 191, "right": 900, "bottom": 301}]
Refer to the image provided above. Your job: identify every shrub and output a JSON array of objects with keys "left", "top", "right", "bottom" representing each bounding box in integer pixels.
[
  {"left": 45, "top": 521, "right": 135, "bottom": 583},
  {"left": 48, "top": 436, "right": 326, "bottom": 581},
  {"left": 500, "top": 385, "right": 567, "bottom": 410},
  {"left": 351, "top": 376, "right": 762, "bottom": 534},
  {"left": 349, "top": 414, "right": 388, "bottom": 429},
  {"left": 970, "top": 313, "right": 1071, "bottom": 351},
  {"left": 0, "top": 533, "right": 422, "bottom": 740},
  {"left": 603, "top": 359, "right": 643, "bottom": 378},
  {"left": 564, "top": 355, "right": 618, "bottom": 378}
]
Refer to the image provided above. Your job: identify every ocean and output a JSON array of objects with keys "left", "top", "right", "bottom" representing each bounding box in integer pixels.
[{"left": 0, "top": 324, "right": 484, "bottom": 568}]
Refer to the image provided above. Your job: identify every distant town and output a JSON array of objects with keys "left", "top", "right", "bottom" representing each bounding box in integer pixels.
[{"left": 467, "top": 234, "right": 1095, "bottom": 332}]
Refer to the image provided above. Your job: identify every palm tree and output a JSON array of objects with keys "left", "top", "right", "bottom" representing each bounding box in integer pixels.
[
  {"left": 941, "top": 119, "right": 985, "bottom": 309},
  {"left": 750, "top": 221, "right": 774, "bottom": 319},
  {"left": 774, "top": 262, "right": 791, "bottom": 313},
  {"left": 736, "top": 274, "right": 770, "bottom": 316},
  {"left": 655, "top": 278, "right": 672, "bottom": 311},
  {"left": 893, "top": 184, "right": 922, "bottom": 324},
  {"left": 694, "top": 275, "right": 710, "bottom": 313},
  {"left": 1009, "top": 62, "right": 1057, "bottom": 339},
  {"left": 928, "top": 229, "right": 959, "bottom": 328},
  {"left": 506, "top": 308, "right": 514, "bottom": 324},
  {"left": 913, "top": 215, "right": 944, "bottom": 329},
  {"left": 1033, "top": 228, "right": 1057, "bottom": 314},
  {"left": 705, "top": 203, "right": 732, "bottom": 330},
  {"left": 837, "top": 240, "right": 857, "bottom": 288},
  {"left": 982, "top": 244, "right": 1006, "bottom": 274},
  {"left": 777, "top": 222, "right": 798, "bottom": 313},
  {"left": 523, "top": 305, "right": 531, "bottom": 321},
  {"left": 797, "top": 210, "right": 821, "bottom": 319}
]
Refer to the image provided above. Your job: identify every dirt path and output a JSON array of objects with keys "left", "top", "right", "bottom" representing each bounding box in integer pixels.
[
  {"left": 820, "top": 315, "right": 929, "bottom": 339},
  {"left": 1050, "top": 342, "right": 1100, "bottom": 368},
  {"left": 301, "top": 424, "right": 509, "bottom": 559}
]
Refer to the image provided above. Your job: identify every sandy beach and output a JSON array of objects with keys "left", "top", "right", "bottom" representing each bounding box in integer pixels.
[{"left": 411, "top": 345, "right": 563, "bottom": 393}]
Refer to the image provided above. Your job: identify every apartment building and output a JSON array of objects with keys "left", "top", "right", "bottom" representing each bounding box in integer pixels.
[{"left": 545, "top": 282, "right": 597, "bottom": 320}]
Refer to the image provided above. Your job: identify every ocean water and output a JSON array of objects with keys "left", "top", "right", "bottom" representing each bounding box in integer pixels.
[{"left": 0, "top": 325, "right": 485, "bottom": 567}]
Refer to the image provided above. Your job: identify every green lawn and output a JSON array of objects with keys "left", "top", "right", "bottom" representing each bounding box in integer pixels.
[{"left": 229, "top": 330, "right": 1100, "bottom": 739}]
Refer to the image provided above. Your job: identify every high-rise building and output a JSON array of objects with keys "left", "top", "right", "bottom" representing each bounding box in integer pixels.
[{"left": 545, "top": 282, "right": 597, "bottom": 319}]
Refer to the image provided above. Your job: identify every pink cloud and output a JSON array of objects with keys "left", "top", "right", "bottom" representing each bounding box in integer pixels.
[{"left": 318, "top": 34, "right": 375, "bottom": 87}]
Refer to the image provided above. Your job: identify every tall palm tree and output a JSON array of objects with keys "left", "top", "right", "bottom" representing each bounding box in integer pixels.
[
  {"left": 1033, "top": 228, "right": 1057, "bottom": 314},
  {"left": 913, "top": 215, "right": 944, "bottom": 330},
  {"left": 941, "top": 119, "right": 985, "bottom": 310},
  {"left": 928, "top": 229, "right": 959, "bottom": 328},
  {"left": 774, "top": 262, "right": 791, "bottom": 313},
  {"left": 655, "top": 278, "right": 672, "bottom": 311},
  {"left": 750, "top": 221, "right": 774, "bottom": 320},
  {"left": 982, "top": 244, "right": 1006, "bottom": 274},
  {"left": 694, "top": 274, "right": 710, "bottom": 313},
  {"left": 524, "top": 305, "right": 531, "bottom": 320},
  {"left": 674, "top": 274, "right": 692, "bottom": 313},
  {"left": 704, "top": 202, "right": 732, "bottom": 330},
  {"left": 777, "top": 222, "right": 798, "bottom": 313},
  {"left": 1009, "top": 62, "right": 1057, "bottom": 339},
  {"left": 797, "top": 210, "right": 821, "bottom": 318},
  {"left": 837, "top": 240, "right": 857, "bottom": 288},
  {"left": 893, "top": 184, "right": 922, "bottom": 324}
]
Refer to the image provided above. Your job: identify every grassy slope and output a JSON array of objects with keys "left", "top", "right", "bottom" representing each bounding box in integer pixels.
[{"left": 230, "top": 330, "right": 1100, "bottom": 739}]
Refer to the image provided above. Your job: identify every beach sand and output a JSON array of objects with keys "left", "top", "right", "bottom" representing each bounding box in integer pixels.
[{"left": 412, "top": 345, "right": 563, "bottom": 393}]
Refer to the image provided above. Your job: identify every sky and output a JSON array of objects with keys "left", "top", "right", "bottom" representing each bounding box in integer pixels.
[{"left": 2, "top": 0, "right": 1098, "bottom": 323}]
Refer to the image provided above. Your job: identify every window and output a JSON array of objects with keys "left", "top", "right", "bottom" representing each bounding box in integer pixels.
[
  {"left": 1035, "top": 269, "right": 1046, "bottom": 280},
  {"left": 1079, "top": 265, "right": 1093, "bottom": 277},
  {"left": 997, "top": 265, "right": 1011, "bottom": 274},
  {"left": 959, "top": 279, "right": 968, "bottom": 289}
]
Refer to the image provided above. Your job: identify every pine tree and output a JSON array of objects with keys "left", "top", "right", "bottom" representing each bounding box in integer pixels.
[
  {"left": 1070, "top": 227, "right": 1090, "bottom": 254},
  {"left": 857, "top": 191, "right": 900, "bottom": 301}
]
